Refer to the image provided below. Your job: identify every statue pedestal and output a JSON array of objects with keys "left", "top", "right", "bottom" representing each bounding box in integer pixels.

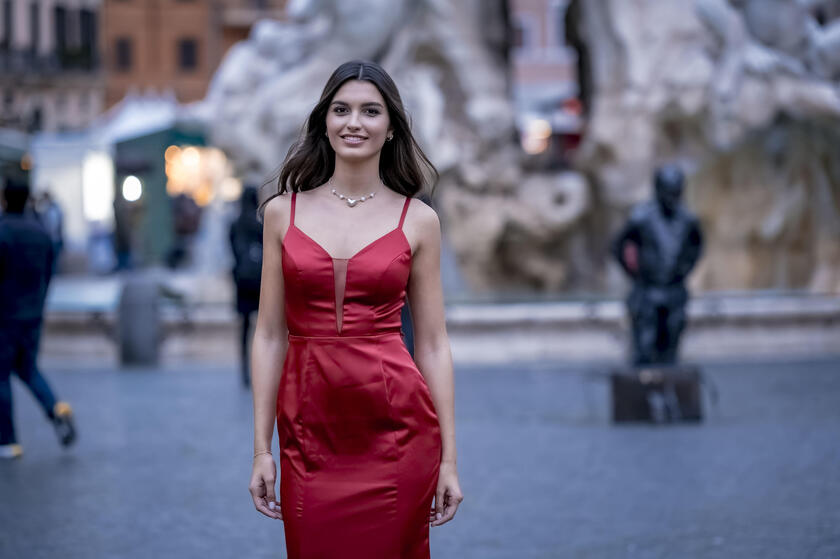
[{"left": 610, "top": 365, "right": 703, "bottom": 424}]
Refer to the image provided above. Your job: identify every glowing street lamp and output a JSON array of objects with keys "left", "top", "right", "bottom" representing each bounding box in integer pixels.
[{"left": 122, "top": 175, "right": 143, "bottom": 202}]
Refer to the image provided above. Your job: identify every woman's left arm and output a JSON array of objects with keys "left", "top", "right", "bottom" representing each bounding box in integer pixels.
[{"left": 406, "top": 201, "right": 463, "bottom": 527}]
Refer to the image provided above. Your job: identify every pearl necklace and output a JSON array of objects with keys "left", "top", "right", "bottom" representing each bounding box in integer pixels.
[{"left": 329, "top": 177, "right": 377, "bottom": 208}]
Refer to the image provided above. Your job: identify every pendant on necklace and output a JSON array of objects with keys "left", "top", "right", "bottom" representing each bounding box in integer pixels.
[{"left": 332, "top": 188, "right": 375, "bottom": 208}]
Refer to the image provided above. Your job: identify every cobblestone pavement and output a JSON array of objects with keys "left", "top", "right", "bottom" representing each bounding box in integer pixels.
[{"left": 1, "top": 357, "right": 839, "bottom": 559}]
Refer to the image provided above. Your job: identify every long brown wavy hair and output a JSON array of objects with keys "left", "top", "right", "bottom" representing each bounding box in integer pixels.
[{"left": 259, "top": 60, "right": 437, "bottom": 215}]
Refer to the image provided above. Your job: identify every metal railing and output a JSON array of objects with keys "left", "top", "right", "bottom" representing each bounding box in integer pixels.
[{"left": 0, "top": 49, "right": 99, "bottom": 75}]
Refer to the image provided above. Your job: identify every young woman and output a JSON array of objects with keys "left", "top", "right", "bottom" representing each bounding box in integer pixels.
[{"left": 248, "top": 60, "right": 463, "bottom": 557}]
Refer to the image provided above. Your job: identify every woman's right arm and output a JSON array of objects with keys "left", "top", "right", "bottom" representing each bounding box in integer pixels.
[{"left": 249, "top": 194, "right": 290, "bottom": 520}]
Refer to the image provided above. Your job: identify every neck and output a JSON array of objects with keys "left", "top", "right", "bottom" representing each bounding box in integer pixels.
[
  {"left": 658, "top": 203, "right": 677, "bottom": 219},
  {"left": 331, "top": 156, "right": 382, "bottom": 195}
]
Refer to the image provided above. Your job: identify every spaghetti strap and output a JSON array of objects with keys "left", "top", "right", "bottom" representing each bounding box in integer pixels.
[
  {"left": 398, "top": 196, "right": 411, "bottom": 229},
  {"left": 290, "top": 191, "right": 297, "bottom": 225}
]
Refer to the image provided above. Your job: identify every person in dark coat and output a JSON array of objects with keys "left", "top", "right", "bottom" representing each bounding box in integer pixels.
[
  {"left": 611, "top": 165, "right": 704, "bottom": 365},
  {"left": 36, "top": 190, "right": 64, "bottom": 274},
  {"left": 0, "top": 181, "right": 76, "bottom": 459},
  {"left": 229, "top": 186, "right": 263, "bottom": 387}
]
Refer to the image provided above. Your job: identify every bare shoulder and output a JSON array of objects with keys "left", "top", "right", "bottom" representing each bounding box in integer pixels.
[
  {"left": 406, "top": 197, "right": 440, "bottom": 234},
  {"left": 404, "top": 198, "right": 441, "bottom": 257},
  {"left": 263, "top": 192, "right": 292, "bottom": 238}
]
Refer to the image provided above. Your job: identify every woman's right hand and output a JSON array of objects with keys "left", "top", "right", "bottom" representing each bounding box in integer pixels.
[{"left": 249, "top": 454, "right": 283, "bottom": 520}]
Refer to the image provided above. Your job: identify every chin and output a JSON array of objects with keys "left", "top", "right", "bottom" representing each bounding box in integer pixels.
[{"left": 334, "top": 147, "right": 381, "bottom": 162}]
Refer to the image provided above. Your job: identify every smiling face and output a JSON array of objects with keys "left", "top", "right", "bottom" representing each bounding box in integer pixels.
[{"left": 325, "top": 80, "right": 393, "bottom": 164}]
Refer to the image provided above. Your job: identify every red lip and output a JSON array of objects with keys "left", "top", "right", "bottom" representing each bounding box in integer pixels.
[{"left": 340, "top": 135, "right": 368, "bottom": 146}]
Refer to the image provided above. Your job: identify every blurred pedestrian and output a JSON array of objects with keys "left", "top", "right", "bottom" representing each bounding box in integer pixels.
[
  {"left": 167, "top": 193, "right": 202, "bottom": 269},
  {"left": 0, "top": 181, "right": 76, "bottom": 459},
  {"left": 112, "top": 195, "right": 136, "bottom": 271},
  {"left": 36, "top": 190, "right": 64, "bottom": 275},
  {"left": 229, "top": 186, "right": 263, "bottom": 388}
]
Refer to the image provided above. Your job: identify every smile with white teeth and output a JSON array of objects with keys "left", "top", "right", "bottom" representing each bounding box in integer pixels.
[{"left": 341, "top": 135, "right": 367, "bottom": 143}]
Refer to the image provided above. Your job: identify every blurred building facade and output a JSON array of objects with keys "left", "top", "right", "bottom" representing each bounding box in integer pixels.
[
  {"left": 0, "top": 0, "right": 103, "bottom": 133},
  {"left": 509, "top": 0, "right": 580, "bottom": 158},
  {"left": 511, "top": 0, "right": 575, "bottom": 96},
  {"left": 102, "top": 0, "right": 286, "bottom": 108}
]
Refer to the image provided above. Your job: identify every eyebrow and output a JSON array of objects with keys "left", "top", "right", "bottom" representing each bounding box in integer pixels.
[{"left": 330, "top": 100, "right": 385, "bottom": 108}]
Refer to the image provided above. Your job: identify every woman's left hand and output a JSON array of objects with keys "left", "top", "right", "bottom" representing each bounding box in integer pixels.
[{"left": 430, "top": 461, "right": 463, "bottom": 527}]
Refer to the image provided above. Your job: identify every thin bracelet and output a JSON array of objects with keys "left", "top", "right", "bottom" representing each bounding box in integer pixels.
[{"left": 253, "top": 450, "right": 272, "bottom": 459}]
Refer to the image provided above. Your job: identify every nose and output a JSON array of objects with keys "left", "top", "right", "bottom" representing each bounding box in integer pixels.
[{"left": 347, "top": 110, "right": 362, "bottom": 130}]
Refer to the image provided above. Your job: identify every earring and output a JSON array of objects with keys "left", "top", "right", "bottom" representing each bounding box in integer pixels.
[{"left": 386, "top": 134, "right": 394, "bottom": 141}]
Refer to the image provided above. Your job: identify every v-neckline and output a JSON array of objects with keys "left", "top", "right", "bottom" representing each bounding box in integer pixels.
[{"left": 288, "top": 224, "right": 411, "bottom": 263}]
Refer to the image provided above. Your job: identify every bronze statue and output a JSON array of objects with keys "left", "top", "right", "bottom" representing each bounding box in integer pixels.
[{"left": 612, "top": 165, "right": 704, "bottom": 365}]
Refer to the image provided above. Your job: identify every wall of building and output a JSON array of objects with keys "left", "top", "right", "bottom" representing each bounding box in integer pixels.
[
  {"left": 0, "top": 0, "right": 104, "bottom": 133},
  {"left": 510, "top": 0, "right": 576, "bottom": 92},
  {"left": 102, "top": 0, "right": 213, "bottom": 107},
  {"left": 102, "top": 0, "right": 287, "bottom": 108}
]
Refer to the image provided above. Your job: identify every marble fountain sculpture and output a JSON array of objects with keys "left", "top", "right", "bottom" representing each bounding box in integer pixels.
[
  {"left": 198, "top": 0, "right": 840, "bottom": 294},
  {"left": 570, "top": 0, "right": 840, "bottom": 293},
  {"left": 198, "top": 0, "right": 589, "bottom": 292}
]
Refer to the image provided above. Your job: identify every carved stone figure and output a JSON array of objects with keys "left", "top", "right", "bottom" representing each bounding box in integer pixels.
[
  {"left": 195, "top": 0, "right": 592, "bottom": 291},
  {"left": 611, "top": 166, "right": 703, "bottom": 365},
  {"left": 570, "top": 0, "right": 840, "bottom": 294},
  {"left": 194, "top": 0, "right": 840, "bottom": 293}
]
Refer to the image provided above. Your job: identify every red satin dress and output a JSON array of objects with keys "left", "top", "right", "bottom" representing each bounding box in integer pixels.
[{"left": 277, "top": 192, "right": 441, "bottom": 558}]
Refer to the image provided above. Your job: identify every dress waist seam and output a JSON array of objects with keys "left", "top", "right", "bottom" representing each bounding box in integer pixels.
[{"left": 288, "top": 330, "right": 402, "bottom": 341}]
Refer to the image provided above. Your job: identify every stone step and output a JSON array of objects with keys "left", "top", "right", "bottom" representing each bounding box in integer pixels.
[{"left": 40, "top": 274, "right": 840, "bottom": 366}]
